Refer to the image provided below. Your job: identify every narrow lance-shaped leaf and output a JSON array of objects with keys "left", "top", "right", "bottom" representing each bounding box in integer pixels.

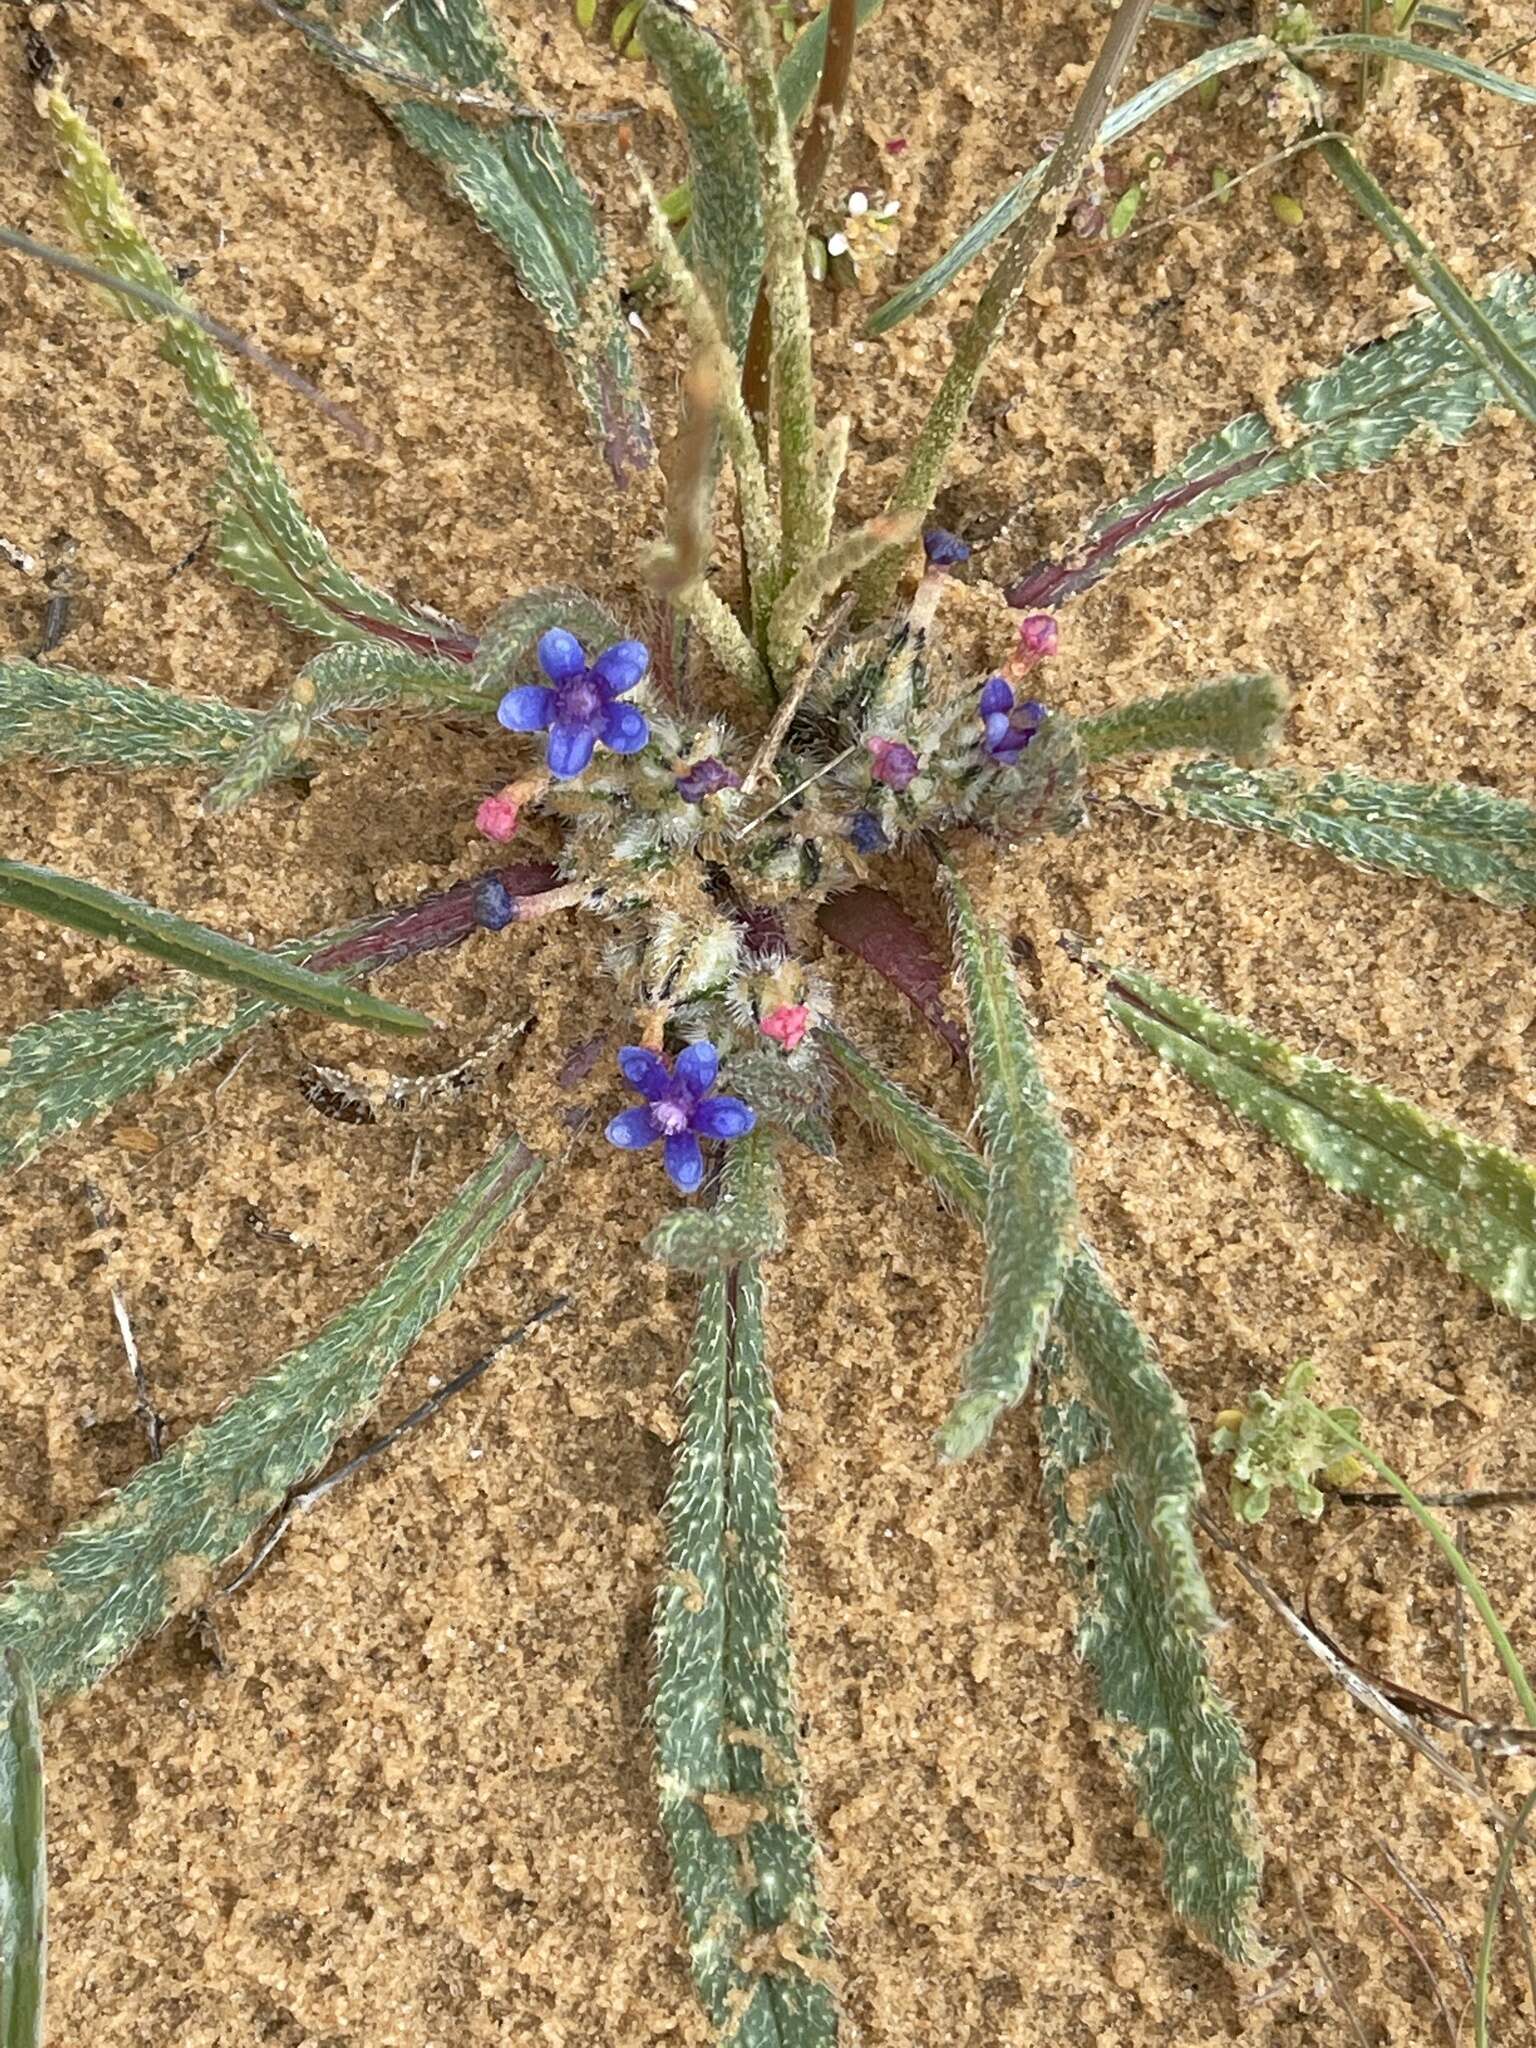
[
  {"left": 202, "top": 642, "right": 487, "bottom": 814},
  {"left": 342, "top": 0, "right": 651, "bottom": 483},
  {"left": 0, "top": 1131, "right": 544, "bottom": 1701},
  {"left": 939, "top": 867, "right": 1077, "bottom": 1458},
  {"left": 41, "top": 86, "right": 476, "bottom": 655},
  {"left": 1167, "top": 760, "right": 1536, "bottom": 908},
  {"left": 0, "top": 864, "right": 558, "bottom": 1178},
  {"left": 825, "top": 1033, "right": 1260, "bottom": 1958},
  {"left": 1077, "top": 674, "right": 1288, "bottom": 765},
  {"left": 1318, "top": 137, "right": 1536, "bottom": 426},
  {"left": 0, "top": 1653, "right": 46, "bottom": 2048},
  {"left": 0, "top": 862, "right": 432, "bottom": 1036},
  {"left": 654, "top": 1221, "right": 839, "bottom": 2042},
  {"left": 1007, "top": 271, "right": 1536, "bottom": 609},
  {"left": 0, "top": 660, "right": 264, "bottom": 772},
  {"left": 1107, "top": 963, "right": 1536, "bottom": 1318},
  {"left": 645, "top": 1128, "right": 787, "bottom": 1272},
  {"left": 1040, "top": 1259, "right": 1262, "bottom": 1961},
  {"left": 867, "top": 35, "right": 1275, "bottom": 337}
]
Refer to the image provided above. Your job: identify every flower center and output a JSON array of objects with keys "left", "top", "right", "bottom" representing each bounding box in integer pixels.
[
  {"left": 652, "top": 1097, "right": 690, "bottom": 1136},
  {"left": 557, "top": 676, "right": 602, "bottom": 726}
]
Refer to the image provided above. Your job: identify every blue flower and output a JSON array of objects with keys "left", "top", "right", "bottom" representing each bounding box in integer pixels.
[
  {"left": 979, "top": 676, "right": 1047, "bottom": 763},
  {"left": 497, "top": 629, "right": 651, "bottom": 782},
  {"left": 923, "top": 528, "right": 971, "bottom": 568},
  {"left": 471, "top": 876, "right": 516, "bottom": 931},
  {"left": 605, "top": 1041, "right": 756, "bottom": 1195},
  {"left": 847, "top": 808, "right": 889, "bottom": 855}
]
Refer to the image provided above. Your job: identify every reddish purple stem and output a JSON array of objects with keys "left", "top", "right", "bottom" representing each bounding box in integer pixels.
[
  {"left": 1004, "top": 452, "right": 1268, "bottom": 611},
  {"left": 816, "top": 885, "right": 966, "bottom": 1060},
  {"left": 308, "top": 862, "right": 559, "bottom": 972},
  {"left": 330, "top": 604, "right": 480, "bottom": 664}
]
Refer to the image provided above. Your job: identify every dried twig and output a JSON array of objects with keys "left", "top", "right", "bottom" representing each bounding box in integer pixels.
[
  {"left": 1290, "top": 1870, "right": 1374, "bottom": 2048},
  {"left": 1341, "top": 1870, "right": 1458, "bottom": 2047}
]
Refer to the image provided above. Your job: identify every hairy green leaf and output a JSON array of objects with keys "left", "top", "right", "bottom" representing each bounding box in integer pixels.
[
  {"left": 827, "top": 1034, "right": 1260, "bottom": 1956},
  {"left": 0, "top": 1132, "right": 543, "bottom": 1701},
  {"left": 725, "top": 1047, "right": 836, "bottom": 1158},
  {"left": 1008, "top": 270, "right": 1536, "bottom": 608},
  {"left": 340, "top": 0, "right": 651, "bottom": 483},
  {"left": 940, "top": 868, "right": 1077, "bottom": 1459},
  {"left": 202, "top": 642, "right": 484, "bottom": 813},
  {"left": 0, "top": 1653, "right": 46, "bottom": 2048},
  {"left": 0, "top": 660, "right": 263, "bottom": 772},
  {"left": 43, "top": 86, "right": 473, "bottom": 652},
  {"left": 1041, "top": 1257, "right": 1262, "bottom": 1961},
  {"left": 1300, "top": 31, "right": 1536, "bottom": 105},
  {"left": 1167, "top": 759, "right": 1536, "bottom": 907},
  {"left": 0, "top": 862, "right": 431, "bottom": 1036},
  {"left": 655, "top": 1258, "right": 838, "bottom": 2044},
  {"left": 1108, "top": 964, "right": 1536, "bottom": 1317},
  {"left": 641, "top": 0, "right": 766, "bottom": 358},
  {"left": 1078, "top": 675, "right": 1288, "bottom": 765},
  {"left": 645, "top": 1129, "right": 786, "bottom": 1272},
  {"left": 470, "top": 587, "right": 628, "bottom": 696},
  {"left": 0, "top": 982, "right": 279, "bottom": 1177}
]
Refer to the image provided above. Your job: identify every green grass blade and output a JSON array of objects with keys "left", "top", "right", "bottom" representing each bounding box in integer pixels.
[
  {"left": 655, "top": 1261, "right": 838, "bottom": 2044},
  {"left": 1041, "top": 1258, "right": 1262, "bottom": 1960},
  {"left": 866, "top": 35, "right": 1273, "bottom": 336},
  {"left": 641, "top": 0, "right": 766, "bottom": 361},
  {"left": 0, "top": 1653, "right": 46, "bottom": 2048},
  {"left": 42, "top": 86, "right": 469, "bottom": 650},
  {"left": 202, "top": 643, "right": 482, "bottom": 813},
  {"left": 1302, "top": 33, "right": 1536, "bottom": 106},
  {"left": 1318, "top": 138, "right": 1536, "bottom": 426},
  {"left": 1476, "top": 1788, "right": 1536, "bottom": 2048},
  {"left": 337, "top": 0, "right": 650, "bottom": 483},
  {"left": 1107, "top": 964, "right": 1536, "bottom": 1316},
  {"left": 645, "top": 1130, "right": 787, "bottom": 1272},
  {"left": 1008, "top": 269, "right": 1536, "bottom": 606},
  {"left": 1167, "top": 760, "right": 1536, "bottom": 907},
  {"left": 0, "top": 1131, "right": 543, "bottom": 1700},
  {"left": 940, "top": 868, "right": 1077, "bottom": 1459},
  {"left": 0, "top": 862, "right": 432, "bottom": 1036},
  {"left": 826, "top": 1033, "right": 1260, "bottom": 1956},
  {"left": 0, "top": 983, "right": 279, "bottom": 1177},
  {"left": 0, "top": 660, "right": 264, "bottom": 772},
  {"left": 1078, "top": 675, "right": 1288, "bottom": 764}
]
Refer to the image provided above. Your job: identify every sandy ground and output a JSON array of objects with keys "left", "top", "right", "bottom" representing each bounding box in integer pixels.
[{"left": 3, "top": 0, "right": 1536, "bottom": 2040}]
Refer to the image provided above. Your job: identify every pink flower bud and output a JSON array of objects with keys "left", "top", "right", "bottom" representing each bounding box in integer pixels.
[
  {"left": 866, "top": 734, "right": 920, "bottom": 792},
  {"left": 475, "top": 791, "right": 520, "bottom": 842},
  {"left": 1015, "top": 613, "right": 1059, "bottom": 673},
  {"left": 761, "top": 1003, "right": 810, "bottom": 1053}
]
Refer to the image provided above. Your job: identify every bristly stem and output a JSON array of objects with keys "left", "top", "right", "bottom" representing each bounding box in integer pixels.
[
  {"left": 852, "top": 0, "right": 1158, "bottom": 621},
  {"left": 740, "top": 0, "right": 858, "bottom": 455},
  {"left": 734, "top": 0, "right": 821, "bottom": 599},
  {"left": 0, "top": 1651, "right": 46, "bottom": 2048}
]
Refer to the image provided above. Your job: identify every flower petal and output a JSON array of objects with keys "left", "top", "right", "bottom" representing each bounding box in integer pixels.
[
  {"left": 979, "top": 676, "right": 1013, "bottom": 718},
  {"left": 537, "top": 628, "right": 586, "bottom": 683},
  {"left": 674, "top": 1040, "right": 719, "bottom": 1097},
  {"left": 546, "top": 720, "right": 598, "bottom": 781},
  {"left": 592, "top": 639, "right": 650, "bottom": 695},
  {"left": 618, "top": 1045, "right": 672, "bottom": 1100},
  {"left": 600, "top": 702, "right": 650, "bottom": 756},
  {"left": 497, "top": 684, "right": 555, "bottom": 733},
  {"left": 664, "top": 1132, "right": 705, "bottom": 1194},
  {"left": 606, "top": 1106, "right": 661, "bottom": 1150},
  {"left": 691, "top": 1094, "right": 755, "bottom": 1141}
]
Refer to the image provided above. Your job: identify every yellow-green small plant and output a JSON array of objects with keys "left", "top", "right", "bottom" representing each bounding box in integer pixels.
[{"left": 1211, "top": 1362, "right": 1365, "bottom": 1523}]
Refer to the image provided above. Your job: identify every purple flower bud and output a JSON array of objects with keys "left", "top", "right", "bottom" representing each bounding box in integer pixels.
[
  {"left": 977, "top": 678, "right": 1049, "bottom": 764},
  {"left": 1016, "top": 613, "right": 1060, "bottom": 671},
  {"left": 866, "top": 735, "right": 920, "bottom": 792},
  {"left": 922, "top": 528, "right": 971, "bottom": 569},
  {"left": 675, "top": 756, "right": 743, "bottom": 803},
  {"left": 848, "top": 809, "right": 889, "bottom": 855},
  {"left": 472, "top": 876, "right": 516, "bottom": 931}
]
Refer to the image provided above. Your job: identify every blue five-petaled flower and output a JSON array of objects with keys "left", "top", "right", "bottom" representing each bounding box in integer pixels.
[
  {"left": 498, "top": 629, "right": 651, "bottom": 781},
  {"left": 605, "top": 1042, "right": 756, "bottom": 1195}
]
